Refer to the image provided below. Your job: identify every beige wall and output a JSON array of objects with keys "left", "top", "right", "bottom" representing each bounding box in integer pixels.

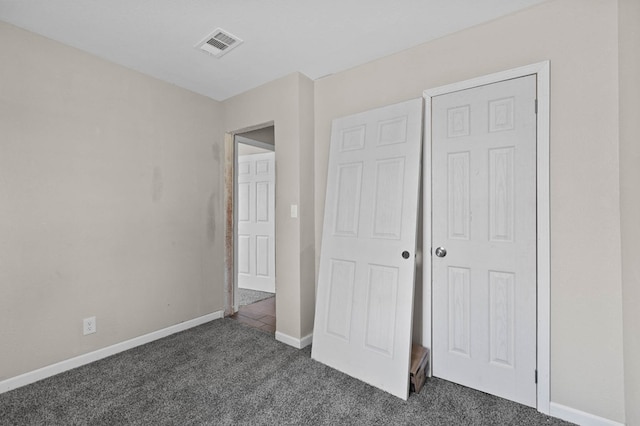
[
  {"left": 619, "top": 0, "right": 640, "bottom": 424},
  {"left": 0, "top": 21, "right": 224, "bottom": 380},
  {"left": 239, "top": 127, "right": 275, "bottom": 146},
  {"left": 223, "top": 73, "right": 315, "bottom": 340},
  {"left": 314, "top": 0, "right": 625, "bottom": 422},
  {"left": 298, "top": 75, "right": 316, "bottom": 337}
]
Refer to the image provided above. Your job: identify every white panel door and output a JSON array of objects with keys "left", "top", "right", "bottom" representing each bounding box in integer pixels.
[
  {"left": 312, "top": 99, "right": 423, "bottom": 400},
  {"left": 237, "top": 152, "right": 275, "bottom": 293},
  {"left": 431, "top": 75, "right": 537, "bottom": 406}
]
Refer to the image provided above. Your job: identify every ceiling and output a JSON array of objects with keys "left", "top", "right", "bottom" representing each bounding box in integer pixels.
[{"left": 0, "top": 0, "right": 547, "bottom": 101}]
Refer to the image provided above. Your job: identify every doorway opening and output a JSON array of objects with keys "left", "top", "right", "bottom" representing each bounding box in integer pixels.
[{"left": 226, "top": 125, "right": 277, "bottom": 335}]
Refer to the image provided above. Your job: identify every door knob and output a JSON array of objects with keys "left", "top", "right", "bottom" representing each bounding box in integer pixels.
[
  {"left": 402, "top": 251, "right": 410, "bottom": 259},
  {"left": 435, "top": 247, "right": 447, "bottom": 258}
]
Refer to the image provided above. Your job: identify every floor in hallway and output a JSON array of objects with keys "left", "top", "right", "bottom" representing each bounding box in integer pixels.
[{"left": 229, "top": 296, "right": 275, "bottom": 334}]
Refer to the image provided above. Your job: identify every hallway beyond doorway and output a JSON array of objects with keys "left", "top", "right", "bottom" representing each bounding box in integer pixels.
[{"left": 230, "top": 296, "right": 275, "bottom": 334}]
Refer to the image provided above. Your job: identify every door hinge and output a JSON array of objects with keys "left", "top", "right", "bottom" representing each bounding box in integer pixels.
[
  {"left": 535, "top": 99, "right": 538, "bottom": 114},
  {"left": 535, "top": 369, "right": 538, "bottom": 383}
]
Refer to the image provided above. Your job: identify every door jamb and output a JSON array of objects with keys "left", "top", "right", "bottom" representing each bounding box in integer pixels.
[
  {"left": 421, "top": 61, "right": 550, "bottom": 414},
  {"left": 223, "top": 122, "right": 275, "bottom": 317}
]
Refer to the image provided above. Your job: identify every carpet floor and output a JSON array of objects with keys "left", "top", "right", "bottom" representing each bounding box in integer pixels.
[
  {"left": 236, "top": 289, "right": 274, "bottom": 307},
  {"left": 0, "top": 319, "right": 573, "bottom": 425}
]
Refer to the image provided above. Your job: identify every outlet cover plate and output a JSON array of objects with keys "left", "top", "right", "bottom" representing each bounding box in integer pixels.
[{"left": 83, "top": 316, "right": 96, "bottom": 335}]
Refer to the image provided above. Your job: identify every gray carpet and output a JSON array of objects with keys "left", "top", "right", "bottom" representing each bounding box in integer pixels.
[
  {"left": 236, "top": 288, "right": 274, "bottom": 306},
  {"left": 0, "top": 319, "right": 572, "bottom": 425}
]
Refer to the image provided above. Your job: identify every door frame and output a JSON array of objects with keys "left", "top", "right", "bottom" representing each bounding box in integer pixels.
[
  {"left": 422, "top": 61, "right": 550, "bottom": 414},
  {"left": 223, "top": 122, "right": 275, "bottom": 317}
]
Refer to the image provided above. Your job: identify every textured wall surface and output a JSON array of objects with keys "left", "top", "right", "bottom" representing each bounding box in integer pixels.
[
  {"left": 619, "top": 0, "right": 640, "bottom": 424},
  {"left": 0, "top": 21, "right": 224, "bottom": 381}
]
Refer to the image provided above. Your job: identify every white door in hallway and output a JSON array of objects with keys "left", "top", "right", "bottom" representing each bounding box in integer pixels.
[
  {"left": 431, "top": 75, "right": 537, "bottom": 407},
  {"left": 312, "top": 98, "right": 423, "bottom": 400},
  {"left": 237, "top": 152, "right": 275, "bottom": 293}
]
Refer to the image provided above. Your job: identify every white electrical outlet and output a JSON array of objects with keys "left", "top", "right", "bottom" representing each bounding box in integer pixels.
[{"left": 83, "top": 316, "right": 96, "bottom": 335}]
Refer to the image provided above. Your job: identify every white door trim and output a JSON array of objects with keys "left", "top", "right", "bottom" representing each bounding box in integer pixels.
[
  {"left": 422, "top": 61, "right": 550, "bottom": 414},
  {"left": 223, "top": 122, "right": 275, "bottom": 317}
]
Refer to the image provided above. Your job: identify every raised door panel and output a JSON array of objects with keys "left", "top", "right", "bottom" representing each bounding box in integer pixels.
[
  {"left": 238, "top": 183, "right": 251, "bottom": 222},
  {"left": 377, "top": 117, "right": 408, "bottom": 146},
  {"left": 334, "top": 163, "right": 363, "bottom": 237},
  {"left": 256, "top": 181, "right": 270, "bottom": 223},
  {"left": 489, "top": 148, "right": 515, "bottom": 243},
  {"left": 372, "top": 158, "right": 405, "bottom": 240},
  {"left": 326, "top": 259, "right": 356, "bottom": 341},
  {"left": 447, "top": 152, "right": 470, "bottom": 241},
  {"left": 448, "top": 267, "right": 470, "bottom": 357},
  {"left": 256, "top": 235, "right": 270, "bottom": 277},
  {"left": 238, "top": 235, "right": 250, "bottom": 275},
  {"left": 364, "top": 264, "right": 399, "bottom": 356},
  {"left": 489, "top": 271, "right": 515, "bottom": 367},
  {"left": 340, "top": 125, "right": 366, "bottom": 152}
]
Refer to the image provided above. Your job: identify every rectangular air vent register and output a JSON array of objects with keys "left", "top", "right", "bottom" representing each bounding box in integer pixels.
[{"left": 195, "top": 28, "right": 243, "bottom": 58}]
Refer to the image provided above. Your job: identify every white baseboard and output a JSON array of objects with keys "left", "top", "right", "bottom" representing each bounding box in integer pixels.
[
  {"left": 275, "top": 331, "right": 313, "bottom": 349},
  {"left": 549, "top": 402, "right": 624, "bottom": 426},
  {"left": 0, "top": 310, "right": 224, "bottom": 395}
]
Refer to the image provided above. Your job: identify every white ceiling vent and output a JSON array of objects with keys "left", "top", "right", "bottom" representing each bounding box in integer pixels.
[{"left": 195, "top": 28, "right": 243, "bottom": 58}]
